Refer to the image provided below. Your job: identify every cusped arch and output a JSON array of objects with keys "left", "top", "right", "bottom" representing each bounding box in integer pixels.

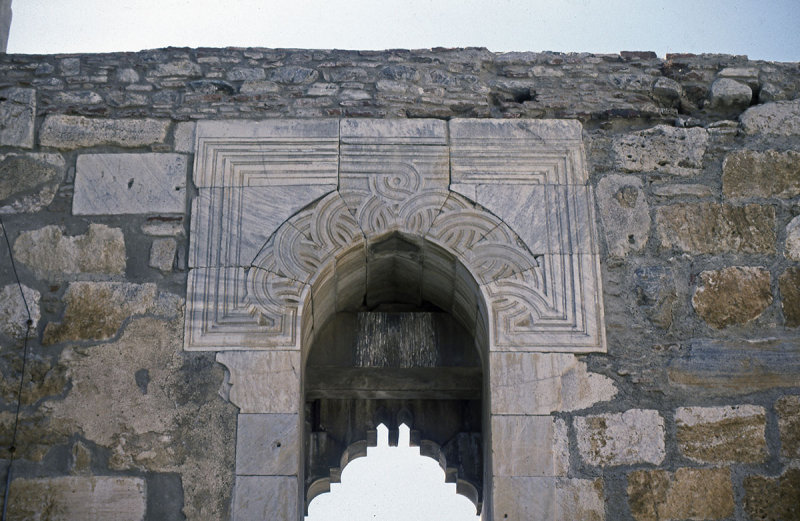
[{"left": 306, "top": 429, "right": 482, "bottom": 515}]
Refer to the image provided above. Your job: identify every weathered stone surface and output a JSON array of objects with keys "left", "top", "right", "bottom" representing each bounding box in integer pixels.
[
  {"left": 633, "top": 266, "right": 677, "bottom": 329},
  {"left": 233, "top": 476, "right": 297, "bottom": 521},
  {"left": 227, "top": 67, "right": 266, "bottom": 81},
  {"left": 492, "top": 416, "right": 568, "bottom": 477},
  {"left": 268, "top": 66, "right": 318, "bottom": 84},
  {"left": 596, "top": 174, "right": 650, "bottom": 256},
  {"left": 115, "top": 67, "right": 140, "bottom": 83},
  {"left": 656, "top": 203, "right": 775, "bottom": 254},
  {"left": 675, "top": 405, "right": 767, "bottom": 463},
  {"left": 73, "top": 153, "right": 187, "bottom": 215},
  {"left": 575, "top": 409, "right": 665, "bottom": 466},
  {"left": 743, "top": 469, "right": 800, "bottom": 521},
  {"left": 5, "top": 476, "right": 146, "bottom": 521},
  {"left": 652, "top": 77, "right": 682, "bottom": 99},
  {"left": 43, "top": 317, "right": 236, "bottom": 520},
  {"left": 651, "top": 183, "right": 714, "bottom": 198},
  {"left": 40, "top": 115, "right": 170, "bottom": 149},
  {"left": 491, "top": 352, "right": 617, "bottom": 415},
  {"left": 216, "top": 351, "right": 301, "bottom": 414},
  {"left": 239, "top": 80, "right": 280, "bottom": 94},
  {"left": 13, "top": 224, "right": 126, "bottom": 279},
  {"left": 779, "top": 267, "right": 800, "bottom": 327},
  {"left": 775, "top": 395, "right": 800, "bottom": 458},
  {"left": 149, "top": 237, "right": 176, "bottom": 272},
  {"left": 0, "top": 87, "right": 36, "bottom": 148},
  {"left": 153, "top": 60, "right": 202, "bottom": 77},
  {"left": 236, "top": 413, "right": 299, "bottom": 476},
  {"left": 708, "top": 78, "right": 752, "bottom": 108},
  {"left": 740, "top": 99, "right": 800, "bottom": 136},
  {"left": 0, "top": 283, "right": 40, "bottom": 341},
  {"left": 43, "top": 282, "right": 181, "bottom": 344},
  {"left": 692, "top": 266, "right": 772, "bottom": 328},
  {"left": 723, "top": 149, "right": 800, "bottom": 199},
  {"left": 173, "top": 121, "right": 196, "bottom": 153},
  {"left": 612, "top": 125, "right": 708, "bottom": 176},
  {"left": 0, "top": 153, "right": 64, "bottom": 214},
  {"left": 628, "top": 467, "right": 734, "bottom": 521},
  {"left": 668, "top": 336, "right": 800, "bottom": 396},
  {"left": 141, "top": 220, "right": 184, "bottom": 237},
  {"left": 786, "top": 216, "right": 800, "bottom": 261},
  {"left": 493, "top": 477, "right": 604, "bottom": 521}
]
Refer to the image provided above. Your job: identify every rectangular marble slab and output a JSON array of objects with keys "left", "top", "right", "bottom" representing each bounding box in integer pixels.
[
  {"left": 233, "top": 476, "right": 298, "bottom": 521},
  {"left": 189, "top": 185, "right": 336, "bottom": 268},
  {"left": 74, "top": 153, "right": 187, "bottom": 215},
  {"left": 492, "top": 415, "right": 569, "bottom": 477},
  {"left": 217, "top": 351, "right": 301, "bottom": 414},
  {"left": 340, "top": 118, "right": 447, "bottom": 144},
  {"left": 236, "top": 413, "right": 300, "bottom": 476}
]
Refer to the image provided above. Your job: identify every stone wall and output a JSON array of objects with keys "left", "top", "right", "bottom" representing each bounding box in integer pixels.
[{"left": 0, "top": 48, "right": 799, "bottom": 520}]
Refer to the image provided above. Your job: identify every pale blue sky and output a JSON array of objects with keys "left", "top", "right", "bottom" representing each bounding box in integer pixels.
[{"left": 7, "top": 0, "right": 800, "bottom": 61}]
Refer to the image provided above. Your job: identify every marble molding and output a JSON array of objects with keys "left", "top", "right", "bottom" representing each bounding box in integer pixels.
[{"left": 184, "top": 118, "right": 606, "bottom": 354}]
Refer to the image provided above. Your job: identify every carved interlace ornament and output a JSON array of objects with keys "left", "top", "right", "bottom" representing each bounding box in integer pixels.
[{"left": 185, "top": 119, "right": 605, "bottom": 353}]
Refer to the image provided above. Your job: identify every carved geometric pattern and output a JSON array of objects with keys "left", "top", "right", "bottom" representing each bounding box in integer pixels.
[{"left": 185, "top": 118, "right": 606, "bottom": 353}]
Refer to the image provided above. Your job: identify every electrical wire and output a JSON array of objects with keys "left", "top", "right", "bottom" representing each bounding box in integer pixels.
[{"left": 0, "top": 216, "right": 32, "bottom": 521}]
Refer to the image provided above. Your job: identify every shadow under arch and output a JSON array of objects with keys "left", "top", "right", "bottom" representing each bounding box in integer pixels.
[{"left": 298, "top": 230, "right": 490, "bottom": 515}]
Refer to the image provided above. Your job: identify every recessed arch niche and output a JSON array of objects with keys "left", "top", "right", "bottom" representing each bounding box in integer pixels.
[{"left": 184, "top": 118, "right": 606, "bottom": 521}]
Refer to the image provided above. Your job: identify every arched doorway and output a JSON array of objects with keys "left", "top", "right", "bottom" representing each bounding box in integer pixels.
[
  {"left": 184, "top": 118, "right": 607, "bottom": 520},
  {"left": 302, "top": 232, "right": 488, "bottom": 514}
]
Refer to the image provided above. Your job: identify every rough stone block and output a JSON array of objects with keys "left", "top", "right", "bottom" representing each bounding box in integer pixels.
[
  {"left": 692, "top": 266, "right": 772, "bottom": 328},
  {"left": 656, "top": 203, "right": 775, "bottom": 254},
  {"left": 675, "top": 405, "right": 767, "bottom": 463},
  {"left": 233, "top": 476, "right": 297, "bottom": 521},
  {"left": 493, "top": 476, "right": 604, "bottom": 521},
  {"left": 668, "top": 336, "right": 800, "bottom": 396},
  {"left": 149, "top": 237, "right": 176, "bottom": 272},
  {"left": 74, "top": 154, "right": 187, "bottom": 215},
  {"left": 786, "top": 216, "right": 800, "bottom": 261},
  {"left": 0, "top": 283, "right": 40, "bottom": 340},
  {"left": 709, "top": 78, "right": 752, "bottom": 108},
  {"left": 723, "top": 149, "right": 800, "bottom": 199},
  {"left": 740, "top": 99, "right": 800, "bottom": 136},
  {"left": 492, "top": 416, "right": 568, "bottom": 477},
  {"left": 152, "top": 60, "right": 202, "bottom": 77},
  {"left": 633, "top": 266, "right": 678, "bottom": 329},
  {"left": 775, "top": 395, "right": 800, "bottom": 458},
  {"left": 13, "top": 223, "right": 126, "bottom": 279},
  {"left": 236, "top": 413, "right": 299, "bottom": 476},
  {"left": 596, "top": 174, "right": 650, "bottom": 256},
  {"left": 40, "top": 115, "right": 170, "bottom": 149},
  {"left": 743, "top": 469, "right": 800, "bottom": 521},
  {"left": 0, "top": 87, "right": 36, "bottom": 148},
  {"left": 0, "top": 153, "right": 64, "bottom": 214},
  {"left": 779, "top": 267, "right": 800, "bottom": 327},
  {"left": 652, "top": 77, "right": 682, "bottom": 99},
  {"left": 173, "top": 121, "right": 196, "bottom": 153},
  {"left": 491, "top": 352, "right": 616, "bottom": 415},
  {"left": 575, "top": 409, "right": 665, "bottom": 466},
  {"left": 217, "top": 351, "right": 301, "bottom": 414},
  {"left": 42, "top": 281, "right": 181, "bottom": 344},
  {"left": 612, "top": 125, "right": 707, "bottom": 176},
  {"left": 6, "top": 476, "right": 146, "bottom": 521},
  {"left": 627, "top": 467, "right": 734, "bottom": 521}
]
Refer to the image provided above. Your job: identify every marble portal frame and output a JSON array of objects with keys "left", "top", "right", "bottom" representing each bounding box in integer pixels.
[{"left": 184, "top": 118, "right": 606, "bottom": 520}]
